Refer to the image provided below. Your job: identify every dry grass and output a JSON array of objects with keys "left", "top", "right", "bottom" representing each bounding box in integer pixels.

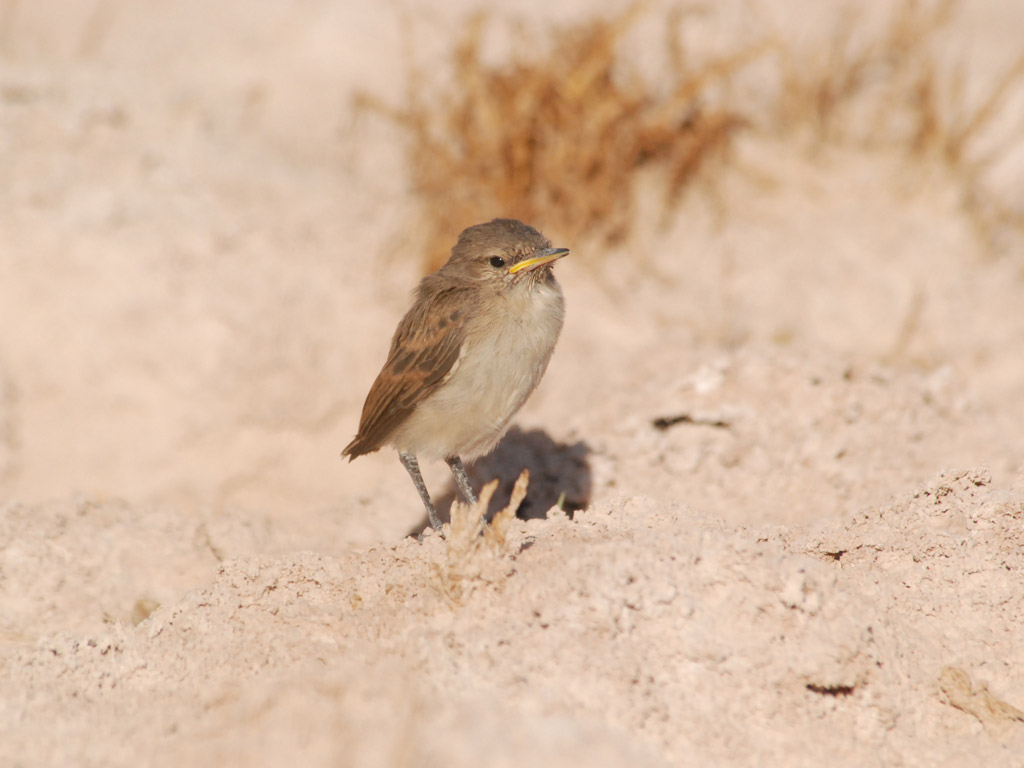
[
  {"left": 772, "top": 1, "right": 956, "bottom": 146},
  {"left": 357, "top": 3, "right": 759, "bottom": 270},
  {"left": 773, "top": 0, "right": 1024, "bottom": 247},
  {"left": 939, "top": 666, "right": 1024, "bottom": 738},
  {"left": 359, "top": 1, "right": 1024, "bottom": 271},
  {"left": 432, "top": 469, "right": 529, "bottom": 605}
]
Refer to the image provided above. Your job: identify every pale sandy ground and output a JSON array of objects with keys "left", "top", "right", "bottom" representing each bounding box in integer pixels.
[{"left": 2, "top": 1, "right": 1024, "bottom": 766}]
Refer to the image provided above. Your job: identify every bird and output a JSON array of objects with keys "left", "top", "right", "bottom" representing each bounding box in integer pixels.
[{"left": 342, "top": 218, "right": 569, "bottom": 532}]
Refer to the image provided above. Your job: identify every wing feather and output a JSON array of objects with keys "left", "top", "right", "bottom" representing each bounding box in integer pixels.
[{"left": 342, "top": 288, "right": 467, "bottom": 459}]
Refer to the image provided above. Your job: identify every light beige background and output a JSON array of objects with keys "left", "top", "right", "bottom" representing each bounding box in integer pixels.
[{"left": 1, "top": 1, "right": 1023, "bottom": 765}]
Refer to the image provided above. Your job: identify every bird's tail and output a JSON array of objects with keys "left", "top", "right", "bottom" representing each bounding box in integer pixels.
[{"left": 341, "top": 436, "right": 375, "bottom": 461}]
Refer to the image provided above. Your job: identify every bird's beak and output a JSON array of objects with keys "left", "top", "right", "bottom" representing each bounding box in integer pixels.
[{"left": 508, "top": 247, "right": 570, "bottom": 274}]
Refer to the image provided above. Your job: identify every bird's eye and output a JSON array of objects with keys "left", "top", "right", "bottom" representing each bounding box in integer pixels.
[{"left": 489, "top": 256, "right": 506, "bottom": 268}]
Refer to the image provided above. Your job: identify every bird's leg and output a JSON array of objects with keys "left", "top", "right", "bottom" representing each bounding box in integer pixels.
[
  {"left": 445, "top": 455, "right": 478, "bottom": 505},
  {"left": 400, "top": 452, "right": 443, "bottom": 533}
]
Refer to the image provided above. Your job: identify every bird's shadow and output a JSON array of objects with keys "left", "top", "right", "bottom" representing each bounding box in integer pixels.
[{"left": 406, "top": 426, "right": 592, "bottom": 537}]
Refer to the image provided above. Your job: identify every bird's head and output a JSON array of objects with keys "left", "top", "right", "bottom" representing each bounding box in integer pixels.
[{"left": 443, "top": 218, "right": 569, "bottom": 293}]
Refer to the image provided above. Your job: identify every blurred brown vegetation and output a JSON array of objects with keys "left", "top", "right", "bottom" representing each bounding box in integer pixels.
[
  {"left": 357, "top": 0, "right": 1024, "bottom": 271},
  {"left": 772, "top": 0, "right": 1024, "bottom": 249}
]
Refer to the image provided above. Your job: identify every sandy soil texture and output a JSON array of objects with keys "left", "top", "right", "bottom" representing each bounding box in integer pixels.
[{"left": 2, "top": 1, "right": 1024, "bottom": 766}]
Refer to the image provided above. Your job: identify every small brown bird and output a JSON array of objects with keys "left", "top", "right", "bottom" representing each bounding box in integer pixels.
[{"left": 342, "top": 219, "right": 569, "bottom": 532}]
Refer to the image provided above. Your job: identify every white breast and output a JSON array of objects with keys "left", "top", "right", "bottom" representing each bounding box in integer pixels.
[{"left": 389, "top": 279, "right": 565, "bottom": 461}]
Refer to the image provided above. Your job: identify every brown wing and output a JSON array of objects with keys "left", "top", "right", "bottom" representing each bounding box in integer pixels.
[{"left": 342, "top": 289, "right": 468, "bottom": 459}]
